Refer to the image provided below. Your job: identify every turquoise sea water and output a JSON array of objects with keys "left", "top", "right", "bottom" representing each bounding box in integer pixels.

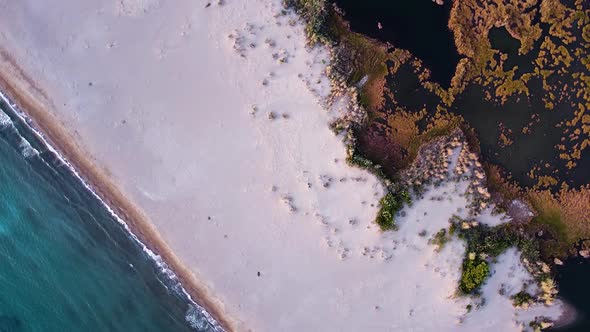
[{"left": 0, "top": 94, "right": 219, "bottom": 332}]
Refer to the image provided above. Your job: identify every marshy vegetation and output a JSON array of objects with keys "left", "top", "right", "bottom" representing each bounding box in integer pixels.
[{"left": 287, "top": 0, "right": 590, "bottom": 265}]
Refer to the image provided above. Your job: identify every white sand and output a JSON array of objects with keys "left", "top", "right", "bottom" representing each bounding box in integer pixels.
[{"left": 0, "top": 0, "right": 564, "bottom": 331}]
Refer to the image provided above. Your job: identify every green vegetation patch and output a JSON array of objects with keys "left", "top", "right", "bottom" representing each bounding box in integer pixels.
[
  {"left": 458, "top": 223, "right": 517, "bottom": 258},
  {"left": 452, "top": 217, "right": 547, "bottom": 295},
  {"left": 375, "top": 190, "right": 411, "bottom": 231},
  {"left": 343, "top": 127, "right": 412, "bottom": 232},
  {"left": 511, "top": 290, "right": 535, "bottom": 308},
  {"left": 283, "top": 0, "right": 329, "bottom": 44},
  {"left": 460, "top": 258, "right": 490, "bottom": 294},
  {"left": 429, "top": 228, "right": 451, "bottom": 252}
]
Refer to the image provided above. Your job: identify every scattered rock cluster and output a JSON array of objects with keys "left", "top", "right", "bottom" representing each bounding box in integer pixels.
[
  {"left": 361, "top": 245, "right": 393, "bottom": 261},
  {"left": 228, "top": 22, "right": 293, "bottom": 63}
]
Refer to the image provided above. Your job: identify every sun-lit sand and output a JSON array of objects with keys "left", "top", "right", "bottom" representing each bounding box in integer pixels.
[{"left": 0, "top": 0, "right": 565, "bottom": 331}]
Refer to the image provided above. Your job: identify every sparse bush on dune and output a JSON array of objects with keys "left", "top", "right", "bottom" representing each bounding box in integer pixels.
[
  {"left": 283, "top": 0, "right": 328, "bottom": 44},
  {"left": 459, "top": 223, "right": 516, "bottom": 258},
  {"left": 511, "top": 290, "right": 534, "bottom": 308},
  {"left": 460, "top": 258, "right": 490, "bottom": 294},
  {"left": 429, "top": 228, "right": 450, "bottom": 252},
  {"left": 375, "top": 190, "right": 411, "bottom": 231},
  {"left": 450, "top": 217, "right": 557, "bottom": 302}
]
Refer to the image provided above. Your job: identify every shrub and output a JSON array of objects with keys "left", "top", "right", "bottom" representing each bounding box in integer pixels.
[
  {"left": 511, "top": 291, "right": 534, "bottom": 308},
  {"left": 375, "top": 190, "right": 411, "bottom": 231},
  {"left": 283, "top": 0, "right": 329, "bottom": 44},
  {"left": 460, "top": 258, "right": 490, "bottom": 294},
  {"left": 429, "top": 228, "right": 449, "bottom": 251},
  {"left": 449, "top": 222, "right": 458, "bottom": 236},
  {"left": 459, "top": 223, "right": 517, "bottom": 257}
]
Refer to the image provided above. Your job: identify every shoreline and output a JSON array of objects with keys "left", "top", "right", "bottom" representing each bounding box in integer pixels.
[
  {"left": 552, "top": 300, "right": 579, "bottom": 330},
  {"left": 0, "top": 48, "right": 236, "bottom": 332}
]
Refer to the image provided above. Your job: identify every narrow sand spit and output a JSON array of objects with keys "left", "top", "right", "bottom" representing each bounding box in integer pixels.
[{"left": 0, "top": 0, "right": 564, "bottom": 331}]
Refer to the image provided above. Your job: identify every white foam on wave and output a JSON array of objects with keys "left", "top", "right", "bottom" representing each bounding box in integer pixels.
[
  {"left": 0, "top": 108, "right": 12, "bottom": 127},
  {"left": 0, "top": 90, "right": 224, "bottom": 332},
  {"left": 19, "top": 138, "right": 39, "bottom": 158},
  {"left": 186, "top": 305, "right": 217, "bottom": 331},
  {"left": 0, "top": 105, "right": 40, "bottom": 158}
]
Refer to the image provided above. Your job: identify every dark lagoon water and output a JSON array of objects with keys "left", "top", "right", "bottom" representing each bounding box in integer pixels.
[
  {"left": 450, "top": 79, "right": 565, "bottom": 189},
  {"left": 0, "top": 94, "right": 219, "bottom": 332},
  {"left": 488, "top": 27, "right": 537, "bottom": 77},
  {"left": 553, "top": 258, "right": 590, "bottom": 332},
  {"left": 333, "top": 0, "right": 460, "bottom": 86}
]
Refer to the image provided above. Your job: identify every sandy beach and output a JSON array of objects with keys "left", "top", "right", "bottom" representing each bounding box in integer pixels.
[
  {"left": 0, "top": 0, "right": 566, "bottom": 331},
  {"left": 0, "top": 61, "right": 232, "bottom": 331}
]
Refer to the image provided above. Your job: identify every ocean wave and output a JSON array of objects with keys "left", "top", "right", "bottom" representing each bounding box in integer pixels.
[
  {"left": 148, "top": 252, "right": 218, "bottom": 331},
  {"left": 186, "top": 305, "right": 217, "bottom": 331},
  {"left": 0, "top": 105, "right": 40, "bottom": 158},
  {"left": 19, "top": 138, "right": 39, "bottom": 158},
  {"left": 0, "top": 109, "right": 12, "bottom": 127},
  {"left": 0, "top": 90, "right": 224, "bottom": 332}
]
